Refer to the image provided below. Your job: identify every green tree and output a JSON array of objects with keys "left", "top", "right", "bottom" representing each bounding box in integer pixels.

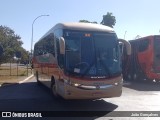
[
  {"left": 0, "top": 44, "right": 3, "bottom": 56},
  {"left": 19, "top": 48, "right": 29, "bottom": 64},
  {"left": 0, "top": 25, "right": 28, "bottom": 64},
  {"left": 101, "top": 12, "right": 116, "bottom": 28},
  {"left": 79, "top": 20, "right": 97, "bottom": 24}
]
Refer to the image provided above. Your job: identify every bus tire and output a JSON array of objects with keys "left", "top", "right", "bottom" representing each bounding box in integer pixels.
[
  {"left": 36, "top": 71, "right": 40, "bottom": 85},
  {"left": 127, "top": 74, "right": 132, "bottom": 81},
  {"left": 133, "top": 73, "right": 138, "bottom": 81},
  {"left": 51, "top": 76, "right": 59, "bottom": 97}
]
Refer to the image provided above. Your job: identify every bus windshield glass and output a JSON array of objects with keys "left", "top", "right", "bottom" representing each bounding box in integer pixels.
[
  {"left": 65, "top": 31, "right": 121, "bottom": 78},
  {"left": 153, "top": 36, "right": 160, "bottom": 72}
]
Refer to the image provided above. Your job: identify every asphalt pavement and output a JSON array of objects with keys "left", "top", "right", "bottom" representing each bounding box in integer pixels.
[{"left": 0, "top": 77, "right": 160, "bottom": 120}]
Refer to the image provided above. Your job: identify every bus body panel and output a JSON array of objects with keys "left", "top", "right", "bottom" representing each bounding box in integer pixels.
[
  {"left": 65, "top": 76, "right": 122, "bottom": 99},
  {"left": 62, "top": 80, "right": 122, "bottom": 99}
]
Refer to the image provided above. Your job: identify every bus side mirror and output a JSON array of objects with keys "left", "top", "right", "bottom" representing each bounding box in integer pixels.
[
  {"left": 0, "top": 45, "right": 3, "bottom": 56},
  {"left": 59, "top": 37, "right": 65, "bottom": 54},
  {"left": 118, "top": 39, "right": 131, "bottom": 55}
]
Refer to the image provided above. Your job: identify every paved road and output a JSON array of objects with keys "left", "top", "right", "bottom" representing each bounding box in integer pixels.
[{"left": 0, "top": 77, "right": 160, "bottom": 120}]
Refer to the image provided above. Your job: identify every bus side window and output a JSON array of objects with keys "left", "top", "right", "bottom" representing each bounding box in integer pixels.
[
  {"left": 46, "top": 34, "right": 55, "bottom": 56},
  {"left": 38, "top": 47, "right": 43, "bottom": 55},
  {"left": 138, "top": 39, "right": 149, "bottom": 52},
  {"left": 34, "top": 45, "right": 43, "bottom": 56}
]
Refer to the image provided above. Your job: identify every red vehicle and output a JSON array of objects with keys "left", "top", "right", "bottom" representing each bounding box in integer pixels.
[{"left": 122, "top": 35, "right": 160, "bottom": 82}]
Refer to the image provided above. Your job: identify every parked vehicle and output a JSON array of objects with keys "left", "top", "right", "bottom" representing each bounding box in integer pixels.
[{"left": 122, "top": 35, "right": 160, "bottom": 82}]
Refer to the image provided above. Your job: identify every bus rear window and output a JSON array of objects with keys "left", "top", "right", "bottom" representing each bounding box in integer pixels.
[{"left": 138, "top": 39, "right": 149, "bottom": 52}]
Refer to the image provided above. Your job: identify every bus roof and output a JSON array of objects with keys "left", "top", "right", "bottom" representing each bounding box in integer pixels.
[
  {"left": 53, "top": 22, "right": 114, "bottom": 32},
  {"left": 39, "top": 22, "right": 114, "bottom": 40},
  {"left": 129, "top": 35, "right": 160, "bottom": 42}
]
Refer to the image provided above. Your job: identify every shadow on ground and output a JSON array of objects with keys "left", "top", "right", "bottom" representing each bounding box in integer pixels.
[
  {"left": 0, "top": 82, "right": 118, "bottom": 118},
  {"left": 123, "top": 80, "right": 160, "bottom": 91}
]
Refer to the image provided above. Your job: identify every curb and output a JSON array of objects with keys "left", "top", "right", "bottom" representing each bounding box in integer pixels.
[
  {"left": 19, "top": 74, "right": 34, "bottom": 84},
  {"left": 0, "top": 75, "right": 34, "bottom": 87}
]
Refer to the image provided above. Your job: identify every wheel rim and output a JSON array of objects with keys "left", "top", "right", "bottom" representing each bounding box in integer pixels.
[
  {"left": 51, "top": 83, "right": 57, "bottom": 96},
  {"left": 128, "top": 74, "right": 131, "bottom": 80},
  {"left": 133, "top": 74, "right": 137, "bottom": 80}
]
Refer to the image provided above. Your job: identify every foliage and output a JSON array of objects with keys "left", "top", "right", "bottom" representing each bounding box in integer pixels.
[
  {"left": 79, "top": 12, "right": 116, "bottom": 28},
  {"left": 0, "top": 44, "right": 3, "bottom": 56},
  {"left": 101, "top": 12, "right": 116, "bottom": 28},
  {"left": 79, "top": 20, "right": 97, "bottom": 24},
  {"left": 0, "top": 25, "right": 28, "bottom": 64}
]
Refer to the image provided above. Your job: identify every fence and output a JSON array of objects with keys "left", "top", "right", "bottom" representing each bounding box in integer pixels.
[{"left": 0, "top": 63, "right": 32, "bottom": 76}]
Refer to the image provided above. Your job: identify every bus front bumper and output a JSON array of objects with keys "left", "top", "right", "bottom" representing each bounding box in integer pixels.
[{"left": 62, "top": 83, "right": 122, "bottom": 100}]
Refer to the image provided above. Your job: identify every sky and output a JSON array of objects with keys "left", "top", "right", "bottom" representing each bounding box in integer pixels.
[{"left": 1, "top": 0, "right": 160, "bottom": 51}]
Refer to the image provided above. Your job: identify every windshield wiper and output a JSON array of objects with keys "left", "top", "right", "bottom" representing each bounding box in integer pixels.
[
  {"left": 97, "top": 49, "right": 111, "bottom": 77},
  {"left": 98, "top": 59, "right": 111, "bottom": 77},
  {"left": 79, "top": 62, "right": 95, "bottom": 77}
]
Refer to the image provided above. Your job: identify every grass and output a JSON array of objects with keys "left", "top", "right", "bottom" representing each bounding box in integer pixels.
[{"left": 0, "top": 65, "right": 32, "bottom": 84}]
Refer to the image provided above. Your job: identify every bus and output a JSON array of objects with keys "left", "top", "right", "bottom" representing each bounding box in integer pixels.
[
  {"left": 122, "top": 35, "right": 160, "bottom": 82},
  {"left": 32, "top": 22, "right": 131, "bottom": 99}
]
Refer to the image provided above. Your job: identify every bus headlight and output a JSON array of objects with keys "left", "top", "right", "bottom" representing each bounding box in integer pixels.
[
  {"left": 115, "top": 82, "right": 118, "bottom": 86},
  {"left": 73, "top": 83, "right": 81, "bottom": 87},
  {"left": 64, "top": 79, "right": 71, "bottom": 84},
  {"left": 64, "top": 80, "right": 81, "bottom": 87}
]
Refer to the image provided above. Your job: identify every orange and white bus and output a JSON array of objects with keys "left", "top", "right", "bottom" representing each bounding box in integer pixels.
[
  {"left": 122, "top": 35, "right": 160, "bottom": 82},
  {"left": 32, "top": 23, "right": 131, "bottom": 99}
]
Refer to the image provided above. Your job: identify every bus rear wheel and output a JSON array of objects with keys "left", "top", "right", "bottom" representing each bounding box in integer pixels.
[
  {"left": 127, "top": 74, "right": 132, "bottom": 81},
  {"left": 133, "top": 73, "right": 139, "bottom": 81}
]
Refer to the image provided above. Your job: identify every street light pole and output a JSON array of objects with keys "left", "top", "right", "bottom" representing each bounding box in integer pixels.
[
  {"left": 30, "top": 14, "right": 49, "bottom": 57},
  {"left": 124, "top": 31, "right": 127, "bottom": 39}
]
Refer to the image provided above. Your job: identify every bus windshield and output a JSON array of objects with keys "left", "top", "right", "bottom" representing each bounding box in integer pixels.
[
  {"left": 65, "top": 31, "right": 121, "bottom": 78},
  {"left": 153, "top": 36, "right": 160, "bottom": 73}
]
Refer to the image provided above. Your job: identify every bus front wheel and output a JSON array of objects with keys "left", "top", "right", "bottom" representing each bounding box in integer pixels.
[
  {"left": 36, "top": 71, "right": 40, "bottom": 85},
  {"left": 51, "top": 76, "right": 58, "bottom": 97}
]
